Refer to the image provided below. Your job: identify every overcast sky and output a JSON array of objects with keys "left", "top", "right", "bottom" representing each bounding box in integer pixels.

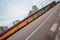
[{"left": 0, "top": 0, "right": 59, "bottom": 26}]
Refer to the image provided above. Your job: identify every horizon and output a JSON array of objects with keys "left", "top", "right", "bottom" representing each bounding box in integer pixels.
[{"left": 0, "top": 0, "right": 59, "bottom": 27}]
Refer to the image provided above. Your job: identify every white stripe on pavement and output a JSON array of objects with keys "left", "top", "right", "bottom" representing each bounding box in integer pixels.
[{"left": 25, "top": 10, "right": 55, "bottom": 40}]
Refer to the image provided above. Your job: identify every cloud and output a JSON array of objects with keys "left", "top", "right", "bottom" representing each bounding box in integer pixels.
[
  {"left": 0, "top": 0, "right": 34, "bottom": 26},
  {"left": 0, "top": 0, "right": 59, "bottom": 26}
]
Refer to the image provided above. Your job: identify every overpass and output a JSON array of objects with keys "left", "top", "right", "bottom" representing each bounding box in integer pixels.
[{"left": 0, "top": 1, "right": 60, "bottom": 40}]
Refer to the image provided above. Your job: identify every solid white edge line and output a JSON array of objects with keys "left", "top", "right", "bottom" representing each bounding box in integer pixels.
[{"left": 25, "top": 8, "right": 57, "bottom": 40}]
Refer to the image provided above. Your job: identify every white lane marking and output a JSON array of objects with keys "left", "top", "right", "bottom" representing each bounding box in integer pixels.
[
  {"left": 50, "top": 23, "right": 58, "bottom": 31},
  {"left": 25, "top": 9, "right": 57, "bottom": 40}
]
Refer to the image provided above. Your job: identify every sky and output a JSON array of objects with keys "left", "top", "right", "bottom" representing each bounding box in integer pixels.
[{"left": 0, "top": 0, "right": 60, "bottom": 27}]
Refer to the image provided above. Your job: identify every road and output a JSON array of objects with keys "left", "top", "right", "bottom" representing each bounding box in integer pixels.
[{"left": 7, "top": 3, "right": 60, "bottom": 40}]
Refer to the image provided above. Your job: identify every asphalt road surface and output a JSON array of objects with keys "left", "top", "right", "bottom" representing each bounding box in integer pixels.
[{"left": 7, "top": 3, "right": 60, "bottom": 40}]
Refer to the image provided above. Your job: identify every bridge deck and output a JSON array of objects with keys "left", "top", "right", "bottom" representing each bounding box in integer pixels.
[{"left": 6, "top": 3, "right": 60, "bottom": 40}]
